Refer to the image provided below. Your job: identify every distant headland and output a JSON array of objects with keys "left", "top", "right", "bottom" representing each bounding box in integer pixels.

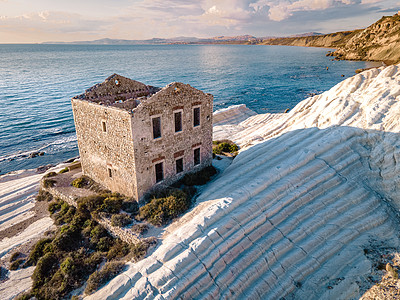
[{"left": 44, "top": 13, "right": 400, "bottom": 64}]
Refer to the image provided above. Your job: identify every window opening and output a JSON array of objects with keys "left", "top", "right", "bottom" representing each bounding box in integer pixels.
[
  {"left": 193, "top": 107, "right": 200, "bottom": 127},
  {"left": 102, "top": 121, "right": 107, "bottom": 132},
  {"left": 108, "top": 167, "right": 112, "bottom": 178},
  {"left": 194, "top": 148, "right": 200, "bottom": 165},
  {"left": 155, "top": 162, "right": 164, "bottom": 183},
  {"left": 174, "top": 111, "right": 182, "bottom": 132},
  {"left": 152, "top": 117, "right": 161, "bottom": 139},
  {"left": 176, "top": 158, "right": 183, "bottom": 174}
]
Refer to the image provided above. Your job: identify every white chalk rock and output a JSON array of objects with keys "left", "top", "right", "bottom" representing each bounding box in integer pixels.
[{"left": 88, "top": 65, "right": 400, "bottom": 299}]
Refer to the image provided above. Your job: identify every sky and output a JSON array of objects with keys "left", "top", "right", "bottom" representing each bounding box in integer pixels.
[{"left": 0, "top": 0, "right": 399, "bottom": 43}]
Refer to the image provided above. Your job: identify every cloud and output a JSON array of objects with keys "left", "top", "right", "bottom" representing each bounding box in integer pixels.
[
  {"left": 0, "top": 0, "right": 397, "bottom": 42},
  {"left": 0, "top": 10, "right": 112, "bottom": 42},
  {"left": 249, "top": 0, "right": 365, "bottom": 21}
]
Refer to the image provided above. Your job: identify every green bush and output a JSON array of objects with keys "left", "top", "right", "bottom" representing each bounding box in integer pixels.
[
  {"left": 212, "top": 140, "right": 239, "bottom": 155},
  {"left": 130, "top": 241, "right": 152, "bottom": 262},
  {"left": 71, "top": 176, "right": 106, "bottom": 192},
  {"left": 78, "top": 195, "right": 105, "bottom": 212},
  {"left": 85, "top": 261, "right": 125, "bottom": 294},
  {"left": 43, "top": 179, "right": 56, "bottom": 188},
  {"left": 77, "top": 192, "right": 125, "bottom": 214},
  {"left": 90, "top": 224, "right": 108, "bottom": 244},
  {"left": 24, "top": 199, "right": 122, "bottom": 299},
  {"left": 100, "top": 196, "right": 122, "bottom": 214},
  {"left": 48, "top": 201, "right": 61, "bottom": 214},
  {"left": 9, "top": 259, "right": 24, "bottom": 270},
  {"left": 53, "top": 202, "right": 76, "bottom": 225},
  {"left": 84, "top": 252, "right": 104, "bottom": 272},
  {"left": 59, "top": 167, "right": 69, "bottom": 174},
  {"left": 106, "top": 240, "right": 130, "bottom": 260},
  {"left": 97, "top": 237, "right": 113, "bottom": 252},
  {"left": 53, "top": 224, "right": 81, "bottom": 251},
  {"left": 32, "top": 253, "right": 58, "bottom": 288},
  {"left": 36, "top": 189, "right": 54, "bottom": 202},
  {"left": 43, "top": 172, "right": 57, "bottom": 178},
  {"left": 71, "top": 177, "right": 88, "bottom": 188},
  {"left": 180, "top": 166, "right": 217, "bottom": 186},
  {"left": 111, "top": 214, "right": 132, "bottom": 227},
  {"left": 138, "top": 189, "right": 190, "bottom": 226},
  {"left": 10, "top": 251, "right": 21, "bottom": 262},
  {"left": 131, "top": 224, "right": 148, "bottom": 235},
  {"left": 15, "top": 292, "right": 33, "bottom": 300},
  {"left": 25, "top": 238, "right": 53, "bottom": 266},
  {"left": 122, "top": 200, "right": 139, "bottom": 215}
]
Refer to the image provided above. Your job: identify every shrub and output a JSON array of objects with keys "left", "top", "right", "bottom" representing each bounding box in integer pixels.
[
  {"left": 130, "top": 241, "right": 151, "bottom": 262},
  {"left": 77, "top": 192, "right": 124, "bottom": 214},
  {"left": 180, "top": 166, "right": 217, "bottom": 186},
  {"left": 53, "top": 225, "right": 81, "bottom": 251},
  {"left": 59, "top": 167, "right": 69, "bottom": 174},
  {"left": 111, "top": 214, "right": 132, "bottom": 227},
  {"left": 43, "top": 179, "right": 56, "bottom": 188},
  {"left": 138, "top": 189, "right": 190, "bottom": 226},
  {"left": 25, "top": 238, "right": 53, "bottom": 266},
  {"left": 106, "top": 240, "right": 130, "bottom": 260},
  {"left": 101, "top": 196, "right": 122, "bottom": 214},
  {"left": 90, "top": 224, "right": 108, "bottom": 243},
  {"left": 122, "top": 200, "right": 139, "bottom": 215},
  {"left": 10, "top": 251, "right": 21, "bottom": 262},
  {"left": 85, "top": 261, "right": 125, "bottom": 294},
  {"left": 84, "top": 252, "right": 104, "bottom": 273},
  {"left": 48, "top": 201, "right": 61, "bottom": 214},
  {"left": 53, "top": 202, "right": 76, "bottom": 225},
  {"left": 32, "top": 253, "right": 58, "bottom": 288},
  {"left": 131, "top": 224, "right": 148, "bottom": 235},
  {"left": 71, "top": 176, "right": 105, "bottom": 192},
  {"left": 36, "top": 189, "right": 53, "bottom": 202},
  {"left": 212, "top": 140, "right": 239, "bottom": 155},
  {"left": 71, "top": 177, "right": 88, "bottom": 188},
  {"left": 43, "top": 172, "right": 57, "bottom": 178},
  {"left": 78, "top": 195, "right": 105, "bottom": 212},
  {"left": 15, "top": 292, "right": 33, "bottom": 300},
  {"left": 97, "top": 237, "right": 113, "bottom": 252},
  {"left": 9, "top": 259, "right": 24, "bottom": 270}
]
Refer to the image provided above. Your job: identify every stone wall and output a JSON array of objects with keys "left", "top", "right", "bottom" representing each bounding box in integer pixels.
[
  {"left": 96, "top": 216, "right": 140, "bottom": 244},
  {"left": 131, "top": 82, "right": 213, "bottom": 198},
  {"left": 71, "top": 100, "right": 138, "bottom": 198}
]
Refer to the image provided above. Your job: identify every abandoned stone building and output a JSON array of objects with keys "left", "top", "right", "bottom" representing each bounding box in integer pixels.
[{"left": 71, "top": 74, "right": 213, "bottom": 200}]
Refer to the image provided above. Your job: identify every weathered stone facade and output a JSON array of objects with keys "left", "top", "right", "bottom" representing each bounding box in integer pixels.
[{"left": 72, "top": 74, "right": 213, "bottom": 200}]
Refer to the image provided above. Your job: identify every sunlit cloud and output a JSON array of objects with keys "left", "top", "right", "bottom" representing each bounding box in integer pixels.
[{"left": 0, "top": 0, "right": 398, "bottom": 42}]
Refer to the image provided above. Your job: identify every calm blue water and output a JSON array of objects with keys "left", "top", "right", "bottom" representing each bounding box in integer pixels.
[{"left": 0, "top": 44, "right": 377, "bottom": 175}]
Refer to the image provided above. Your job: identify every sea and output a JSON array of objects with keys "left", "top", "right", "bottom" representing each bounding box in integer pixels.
[{"left": 0, "top": 44, "right": 379, "bottom": 175}]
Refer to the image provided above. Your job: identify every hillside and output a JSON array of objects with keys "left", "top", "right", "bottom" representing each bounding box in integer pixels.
[
  {"left": 87, "top": 65, "right": 400, "bottom": 299},
  {"left": 261, "top": 30, "right": 360, "bottom": 48},
  {"left": 329, "top": 14, "right": 400, "bottom": 64},
  {"left": 262, "top": 13, "right": 400, "bottom": 64}
]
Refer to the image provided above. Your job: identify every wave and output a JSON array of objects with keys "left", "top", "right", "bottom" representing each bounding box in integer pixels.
[{"left": 0, "top": 134, "right": 77, "bottom": 163}]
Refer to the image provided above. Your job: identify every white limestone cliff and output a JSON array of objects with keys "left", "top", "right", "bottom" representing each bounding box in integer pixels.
[{"left": 87, "top": 64, "right": 400, "bottom": 299}]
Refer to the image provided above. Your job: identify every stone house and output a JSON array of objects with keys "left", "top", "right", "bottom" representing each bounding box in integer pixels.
[{"left": 71, "top": 74, "right": 213, "bottom": 200}]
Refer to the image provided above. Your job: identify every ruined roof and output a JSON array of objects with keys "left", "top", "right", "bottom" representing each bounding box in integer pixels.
[
  {"left": 72, "top": 74, "right": 209, "bottom": 112},
  {"left": 72, "top": 74, "right": 159, "bottom": 110}
]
